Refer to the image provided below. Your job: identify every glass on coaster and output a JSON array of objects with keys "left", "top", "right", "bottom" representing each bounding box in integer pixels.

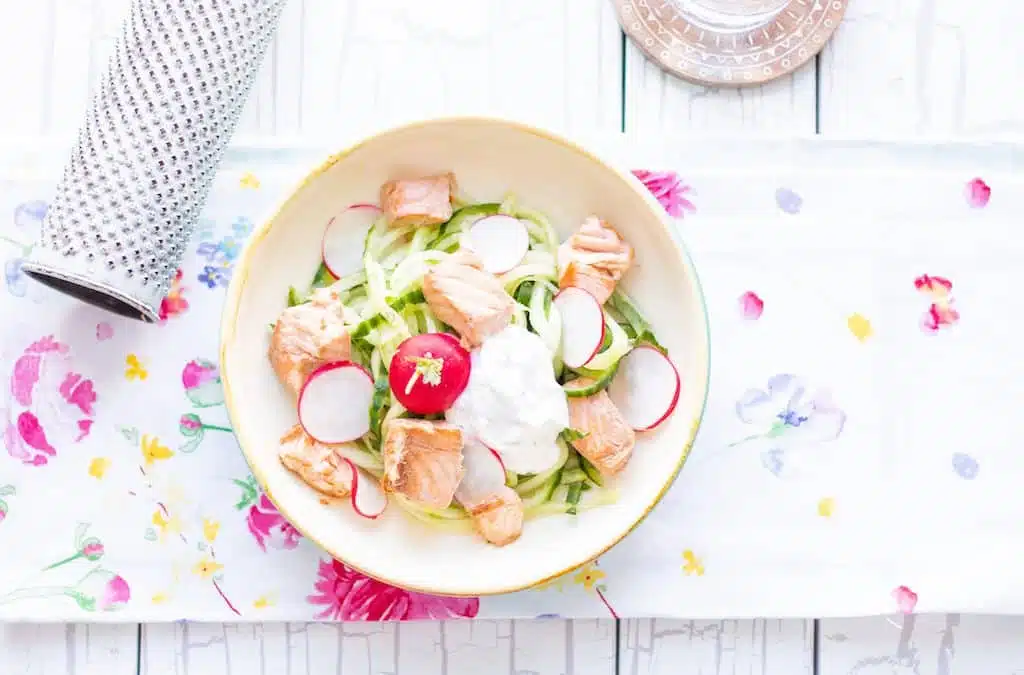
[{"left": 614, "top": 0, "right": 848, "bottom": 87}]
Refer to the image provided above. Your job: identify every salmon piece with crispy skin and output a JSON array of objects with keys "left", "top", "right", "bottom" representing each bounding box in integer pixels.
[
  {"left": 382, "top": 419, "right": 465, "bottom": 509},
  {"left": 557, "top": 216, "right": 634, "bottom": 305},
  {"left": 467, "top": 486, "right": 524, "bottom": 547},
  {"left": 566, "top": 378, "right": 636, "bottom": 477},
  {"left": 279, "top": 424, "right": 352, "bottom": 498},
  {"left": 380, "top": 173, "right": 456, "bottom": 227},
  {"left": 268, "top": 282, "right": 353, "bottom": 397},
  {"left": 422, "top": 250, "right": 514, "bottom": 347}
]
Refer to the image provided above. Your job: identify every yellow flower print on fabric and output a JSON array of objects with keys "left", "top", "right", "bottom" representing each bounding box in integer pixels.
[
  {"left": 88, "top": 457, "right": 111, "bottom": 479},
  {"left": 571, "top": 562, "right": 618, "bottom": 618},
  {"left": 847, "top": 313, "right": 873, "bottom": 342},
  {"left": 141, "top": 435, "right": 173, "bottom": 465},
  {"left": 125, "top": 354, "right": 148, "bottom": 380},
  {"left": 152, "top": 508, "right": 182, "bottom": 540},
  {"left": 192, "top": 558, "right": 224, "bottom": 580},
  {"left": 818, "top": 497, "right": 835, "bottom": 518},
  {"left": 239, "top": 172, "right": 260, "bottom": 189},
  {"left": 253, "top": 594, "right": 276, "bottom": 609},
  {"left": 573, "top": 565, "right": 606, "bottom": 591},
  {"left": 202, "top": 518, "right": 220, "bottom": 543},
  {"left": 682, "top": 550, "right": 705, "bottom": 576}
]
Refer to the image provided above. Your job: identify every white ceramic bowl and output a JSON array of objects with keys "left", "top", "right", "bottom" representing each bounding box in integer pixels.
[{"left": 220, "top": 117, "right": 710, "bottom": 596}]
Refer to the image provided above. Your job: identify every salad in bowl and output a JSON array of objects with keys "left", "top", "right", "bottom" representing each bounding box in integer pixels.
[
  {"left": 269, "top": 172, "right": 682, "bottom": 548},
  {"left": 221, "top": 117, "right": 708, "bottom": 595}
]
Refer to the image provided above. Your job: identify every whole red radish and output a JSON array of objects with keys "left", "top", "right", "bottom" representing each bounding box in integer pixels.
[{"left": 389, "top": 333, "right": 471, "bottom": 415}]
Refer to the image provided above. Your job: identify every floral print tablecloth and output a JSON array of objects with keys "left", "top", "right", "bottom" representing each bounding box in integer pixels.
[{"left": 3, "top": 138, "right": 1024, "bottom": 621}]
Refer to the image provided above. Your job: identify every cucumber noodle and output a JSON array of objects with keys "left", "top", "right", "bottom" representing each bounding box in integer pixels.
[{"left": 286, "top": 197, "right": 660, "bottom": 528}]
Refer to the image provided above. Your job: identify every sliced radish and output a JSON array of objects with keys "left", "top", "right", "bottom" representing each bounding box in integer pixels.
[
  {"left": 553, "top": 287, "right": 606, "bottom": 369},
  {"left": 465, "top": 215, "right": 530, "bottom": 274},
  {"left": 322, "top": 204, "right": 382, "bottom": 278},
  {"left": 486, "top": 444, "right": 508, "bottom": 476},
  {"left": 298, "top": 361, "right": 374, "bottom": 443},
  {"left": 454, "top": 439, "right": 507, "bottom": 507},
  {"left": 607, "top": 346, "right": 681, "bottom": 431},
  {"left": 339, "top": 457, "right": 388, "bottom": 519}
]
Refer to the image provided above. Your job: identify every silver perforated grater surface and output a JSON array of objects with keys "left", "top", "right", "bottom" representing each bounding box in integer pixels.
[{"left": 22, "top": 0, "right": 288, "bottom": 322}]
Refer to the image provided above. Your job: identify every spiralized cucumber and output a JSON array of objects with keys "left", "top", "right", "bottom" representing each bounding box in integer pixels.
[
  {"left": 525, "top": 490, "right": 619, "bottom": 519},
  {"left": 514, "top": 205, "right": 560, "bottom": 254},
  {"left": 606, "top": 289, "right": 666, "bottom": 351},
  {"left": 286, "top": 194, "right": 643, "bottom": 529},
  {"left": 390, "top": 250, "right": 449, "bottom": 297},
  {"left": 578, "top": 313, "right": 630, "bottom": 373},
  {"left": 514, "top": 439, "right": 570, "bottom": 496},
  {"left": 499, "top": 250, "right": 557, "bottom": 291},
  {"left": 332, "top": 442, "right": 384, "bottom": 476},
  {"left": 528, "top": 281, "right": 562, "bottom": 361}
]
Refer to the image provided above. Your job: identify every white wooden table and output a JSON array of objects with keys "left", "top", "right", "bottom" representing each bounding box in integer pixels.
[{"left": 2, "top": 1, "right": 1023, "bottom": 673}]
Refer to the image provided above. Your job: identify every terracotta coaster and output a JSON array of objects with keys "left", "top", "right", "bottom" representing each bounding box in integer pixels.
[{"left": 615, "top": 0, "right": 847, "bottom": 87}]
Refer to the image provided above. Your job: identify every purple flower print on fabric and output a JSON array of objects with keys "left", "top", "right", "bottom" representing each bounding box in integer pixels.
[{"left": 730, "top": 375, "right": 845, "bottom": 477}]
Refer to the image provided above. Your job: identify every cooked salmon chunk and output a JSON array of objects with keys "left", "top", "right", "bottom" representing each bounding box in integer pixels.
[
  {"left": 382, "top": 419, "right": 465, "bottom": 509},
  {"left": 380, "top": 173, "right": 456, "bottom": 227},
  {"left": 269, "top": 283, "right": 352, "bottom": 397},
  {"left": 566, "top": 379, "right": 636, "bottom": 477},
  {"left": 467, "top": 486, "right": 524, "bottom": 547},
  {"left": 279, "top": 424, "right": 352, "bottom": 498},
  {"left": 557, "top": 216, "right": 634, "bottom": 305},
  {"left": 422, "top": 250, "right": 515, "bottom": 347}
]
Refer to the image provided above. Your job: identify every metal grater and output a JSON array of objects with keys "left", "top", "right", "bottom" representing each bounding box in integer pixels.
[{"left": 22, "top": 0, "right": 288, "bottom": 322}]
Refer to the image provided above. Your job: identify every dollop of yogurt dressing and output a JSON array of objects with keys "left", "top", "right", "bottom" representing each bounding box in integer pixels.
[{"left": 446, "top": 324, "right": 569, "bottom": 474}]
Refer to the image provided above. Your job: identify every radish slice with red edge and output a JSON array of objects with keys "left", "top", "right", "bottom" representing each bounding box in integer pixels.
[
  {"left": 298, "top": 361, "right": 374, "bottom": 443},
  {"left": 322, "top": 204, "right": 382, "bottom": 278},
  {"left": 465, "top": 214, "right": 530, "bottom": 274},
  {"left": 607, "top": 346, "right": 681, "bottom": 431},
  {"left": 338, "top": 457, "right": 388, "bottom": 519},
  {"left": 553, "top": 287, "right": 606, "bottom": 369},
  {"left": 486, "top": 444, "right": 508, "bottom": 476},
  {"left": 454, "top": 439, "right": 507, "bottom": 507}
]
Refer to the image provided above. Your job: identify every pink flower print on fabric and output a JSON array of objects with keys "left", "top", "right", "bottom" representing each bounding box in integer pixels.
[
  {"left": 180, "top": 414, "right": 202, "bottom": 433},
  {"left": 738, "top": 291, "right": 764, "bottom": 320},
  {"left": 82, "top": 540, "right": 105, "bottom": 561},
  {"left": 159, "top": 269, "right": 189, "bottom": 323},
  {"left": 892, "top": 585, "right": 918, "bottom": 614},
  {"left": 182, "top": 358, "right": 223, "bottom": 407},
  {"left": 4, "top": 335, "right": 97, "bottom": 466},
  {"left": 247, "top": 494, "right": 301, "bottom": 551},
  {"left": 68, "top": 569, "right": 131, "bottom": 612},
  {"left": 308, "top": 559, "right": 480, "bottom": 621},
  {"left": 631, "top": 170, "right": 696, "bottom": 218},
  {"left": 14, "top": 412, "right": 55, "bottom": 462},
  {"left": 914, "top": 275, "right": 960, "bottom": 333},
  {"left": 95, "top": 322, "right": 114, "bottom": 341},
  {"left": 11, "top": 336, "right": 67, "bottom": 406},
  {"left": 965, "top": 178, "right": 990, "bottom": 208},
  {"left": 59, "top": 373, "right": 96, "bottom": 415},
  {"left": 101, "top": 575, "right": 131, "bottom": 609}
]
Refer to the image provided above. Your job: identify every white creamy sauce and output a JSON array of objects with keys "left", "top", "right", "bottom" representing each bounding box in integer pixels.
[{"left": 446, "top": 324, "right": 569, "bottom": 474}]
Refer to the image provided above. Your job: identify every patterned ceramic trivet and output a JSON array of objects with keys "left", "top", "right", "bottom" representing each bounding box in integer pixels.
[{"left": 614, "top": 0, "right": 847, "bottom": 87}]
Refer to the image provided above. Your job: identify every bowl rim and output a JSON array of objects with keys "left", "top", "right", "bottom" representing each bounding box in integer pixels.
[{"left": 219, "top": 115, "right": 711, "bottom": 597}]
